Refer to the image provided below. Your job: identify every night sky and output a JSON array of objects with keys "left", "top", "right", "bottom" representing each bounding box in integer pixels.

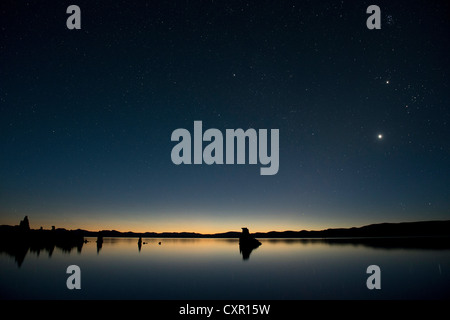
[{"left": 1, "top": 0, "right": 449, "bottom": 233}]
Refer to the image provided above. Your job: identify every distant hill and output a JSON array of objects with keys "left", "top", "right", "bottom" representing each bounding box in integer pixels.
[
  {"left": 2, "top": 219, "right": 450, "bottom": 238},
  {"left": 252, "top": 220, "right": 450, "bottom": 238},
  {"left": 58, "top": 220, "right": 450, "bottom": 238},
  {"left": 75, "top": 229, "right": 242, "bottom": 238}
]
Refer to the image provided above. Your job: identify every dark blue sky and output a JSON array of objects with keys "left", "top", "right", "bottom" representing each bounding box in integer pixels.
[{"left": 1, "top": 0, "right": 449, "bottom": 232}]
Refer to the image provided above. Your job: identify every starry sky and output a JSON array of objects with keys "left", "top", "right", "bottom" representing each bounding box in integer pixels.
[{"left": 1, "top": 0, "right": 449, "bottom": 233}]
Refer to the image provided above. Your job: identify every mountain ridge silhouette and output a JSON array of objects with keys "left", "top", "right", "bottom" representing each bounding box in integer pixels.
[{"left": 2, "top": 219, "right": 449, "bottom": 238}]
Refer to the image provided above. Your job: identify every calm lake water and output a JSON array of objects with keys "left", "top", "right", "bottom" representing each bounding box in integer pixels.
[{"left": 1, "top": 237, "right": 449, "bottom": 300}]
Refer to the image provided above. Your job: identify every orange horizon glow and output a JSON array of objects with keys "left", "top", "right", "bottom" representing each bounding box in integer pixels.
[
  {"left": 1, "top": 212, "right": 433, "bottom": 235},
  {"left": 1, "top": 217, "right": 334, "bottom": 234},
  {"left": 0, "top": 219, "right": 379, "bottom": 235},
  {"left": 30, "top": 223, "right": 322, "bottom": 234}
]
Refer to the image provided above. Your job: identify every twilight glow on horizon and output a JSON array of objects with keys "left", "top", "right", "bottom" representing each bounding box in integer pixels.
[{"left": 1, "top": 1, "right": 449, "bottom": 233}]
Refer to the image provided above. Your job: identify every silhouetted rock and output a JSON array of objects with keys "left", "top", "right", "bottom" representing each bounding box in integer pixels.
[
  {"left": 19, "top": 216, "right": 30, "bottom": 231},
  {"left": 239, "top": 227, "right": 261, "bottom": 247},
  {"left": 239, "top": 227, "right": 261, "bottom": 260}
]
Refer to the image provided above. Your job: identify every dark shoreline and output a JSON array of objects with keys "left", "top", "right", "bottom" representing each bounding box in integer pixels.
[
  {"left": 2, "top": 219, "right": 450, "bottom": 239},
  {"left": 77, "top": 219, "right": 450, "bottom": 239},
  {"left": 1, "top": 219, "right": 450, "bottom": 267}
]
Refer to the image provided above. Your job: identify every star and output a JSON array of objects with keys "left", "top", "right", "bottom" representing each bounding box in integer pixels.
[
  {"left": 377, "top": 134, "right": 383, "bottom": 140},
  {"left": 386, "top": 80, "right": 390, "bottom": 84}
]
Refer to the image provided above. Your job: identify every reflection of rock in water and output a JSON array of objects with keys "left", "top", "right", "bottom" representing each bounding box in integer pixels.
[
  {"left": 96, "top": 235, "right": 103, "bottom": 253},
  {"left": 239, "top": 227, "right": 261, "bottom": 260},
  {"left": 0, "top": 240, "right": 29, "bottom": 267},
  {"left": 0, "top": 216, "right": 85, "bottom": 267},
  {"left": 239, "top": 244, "right": 258, "bottom": 260}
]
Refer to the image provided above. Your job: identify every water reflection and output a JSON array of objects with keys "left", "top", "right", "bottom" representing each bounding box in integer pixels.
[
  {"left": 263, "top": 237, "right": 450, "bottom": 250},
  {"left": 2, "top": 234, "right": 450, "bottom": 267},
  {"left": 0, "top": 230, "right": 84, "bottom": 267},
  {"left": 239, "top": 243, "right": 259, "bottom": 260},
  {"left": 1, "top": 236, "right": 449, "bottom": 299},
  {"left": 96, "top": 235, "right": 103, "bottom": 254}
]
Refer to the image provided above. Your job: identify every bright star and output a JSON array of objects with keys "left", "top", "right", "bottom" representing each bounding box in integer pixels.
[{"left": 378, "top": 134, "right": 383, "bottom": 139}]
